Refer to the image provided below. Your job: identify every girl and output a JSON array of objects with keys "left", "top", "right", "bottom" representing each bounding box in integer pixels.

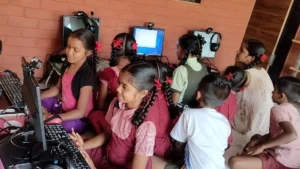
[
  {"left": 41, "top": 28, "right": 96, "bottom": 133},
  {"left": 71, "top": 61, "right": 177, "bottom": 169},
  {"left": 88, "top": 33, "right": 137, "bottom": 134},
  {"left": 229, "top": 76, "right": 300, "bottom": 169},
  {"left": 97, "top": 33, "right": 137, "bottom": 110},
  {"left": 215, "top": 66, "right": 246, "bottom": 145},
  {"left": 233, "top": 39, "right": 274, "bottom": 140},
  {"left": 171, "top": 34, "right": 208, "bottom": 107}
]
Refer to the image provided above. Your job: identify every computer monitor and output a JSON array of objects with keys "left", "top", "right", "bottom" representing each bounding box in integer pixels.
[
  {"left": 62, "top": 15, "right": 100, "bottom": 48},
  {"left": 21, "top": 57, "right": 47, "bottom": 151},
  {"left": 133, "top": 26, "right": 165, "bottom": 56},
  {"left": 193, "top": 30, "right": 219, "bottom": 58}
]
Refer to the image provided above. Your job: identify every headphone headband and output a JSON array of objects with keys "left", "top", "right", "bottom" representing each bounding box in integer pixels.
[{"left": 210, "top": 32, "right": 222, "bottom": 45}]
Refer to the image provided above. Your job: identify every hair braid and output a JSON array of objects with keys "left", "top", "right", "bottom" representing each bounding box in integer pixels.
[
  {"left": 134, "top": 87, "right": 158, "bottom": 126},
  {"left": 162, "top": 82, "right": 179, "bottom": 119},
  {"left": 179, "top": 49, "right": 189, "bottom": 66},
  {"left": 245, "top": 54, "right": 263, "bottom": 69},
  {"left": 132, "top": 93, "right": 151, "bottom": 125},
  {"left": 109, "top": 49, "right": 118, "bottom": 67}
]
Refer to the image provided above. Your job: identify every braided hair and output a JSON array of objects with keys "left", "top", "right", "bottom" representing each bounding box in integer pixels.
[
  {"left": 223, "top": 66, "right": 248, "bottom": 92},
  {"left": 110, "top": 33, "right": 137, "bottom": 67},
  {"left": 178, "top": 34, "right": 204, "bottom": 66},
  {"left": 115, "top": 61, "right": 158, "bottom": 126},
  {"left": 243, "top": 39, "right": 266, "bottom": 69},
  {"left": 198, "top": 74, "right": 231, "bottom": 108},
  {"left": 150, "top": 61, "right": 179, "bottom": 119}
]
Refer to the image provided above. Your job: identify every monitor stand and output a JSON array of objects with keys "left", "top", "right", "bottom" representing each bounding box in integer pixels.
[{"left": 1, "top": 122, "right": 44, "bottom": 161}]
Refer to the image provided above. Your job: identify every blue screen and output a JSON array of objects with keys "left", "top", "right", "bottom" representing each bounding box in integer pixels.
[{"left": 133, "top": 27, "right": 165, "bottom": 56}]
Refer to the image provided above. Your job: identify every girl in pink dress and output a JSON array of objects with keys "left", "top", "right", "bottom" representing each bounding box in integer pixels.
[
  {"left": 88, "top": 33, "right": 137, "bottom": 134},
  {"left": 72, "top": 61, "right": 178, "bottom": 169},
  {"left": 41, "top": 29, "right": 96, "bottom": 133},
  {"left": 229, "top": 76, "right": 300, "bottom": 169}
]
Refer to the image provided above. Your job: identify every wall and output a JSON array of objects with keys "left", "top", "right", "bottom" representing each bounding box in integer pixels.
[
  {"left": 243, "top": 0, "right": 293, "bottom": 67},
  {"left": 0, "top": 0, "right": 255, "bottom": 77}
]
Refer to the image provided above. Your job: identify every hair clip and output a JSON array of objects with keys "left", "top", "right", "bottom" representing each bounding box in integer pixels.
[
  {"left": 113, "top": 38, "right": 123, "bottom": 49},
  {"left": 95, "top": 41, "right": 101, "bottom": 51},
  {"left": 260, "top": 54, "right": 267, "bottom": 62},
  {"left": 240, "top": 86, "right": 246, "bottom": 92},
  {"left": 165, "top": 77, "right": 172, "bottom": 84},
  {"left": 154, "top": 79, "right": 162, "bottom": 89},
  {"left": 132, "top": 42, "right": 138, "bottom": 51},
  {"left": 226, "top": 73, "right": 233, "bottom": 81}
]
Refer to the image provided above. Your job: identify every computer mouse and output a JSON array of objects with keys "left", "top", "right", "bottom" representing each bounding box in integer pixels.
[{"left": 44, "top": 114, "right": 62, "bottom": 124}]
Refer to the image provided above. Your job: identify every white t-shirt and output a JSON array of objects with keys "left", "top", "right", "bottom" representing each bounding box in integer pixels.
[{"left": 171, "top": 108, "right": 230, "bottom": 169}]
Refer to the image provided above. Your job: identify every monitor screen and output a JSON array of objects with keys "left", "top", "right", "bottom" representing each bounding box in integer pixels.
[
  {"left": 193, "top": 30, "right": 219, "bottom": 58},
  {"left": 133, "top": 27, "right": 165, "bottom": 56},
  {"left": 62, "top": 15, "right": 100, "bottom": 48},
  {"left": 21, "top": 57, "right": 47, "bottom": 151}
]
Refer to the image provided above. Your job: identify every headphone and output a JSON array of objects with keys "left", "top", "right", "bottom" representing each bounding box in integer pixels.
[{"left": 210, "top": 32, "right": 222, "bottom": 52}]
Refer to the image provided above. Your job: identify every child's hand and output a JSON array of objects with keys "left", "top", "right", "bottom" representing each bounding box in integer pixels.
[
  {"left": 245, "top": 144, "right": 265, "bottom": 155},
  {"left": 69, "top": 128, "right": 84, "bottom": 150},
  {"left": 42, "top": 107, "right": 50, "bottom": 120},
  {"left": 243, "top": 137, "right": 260, "bottom": 152}
]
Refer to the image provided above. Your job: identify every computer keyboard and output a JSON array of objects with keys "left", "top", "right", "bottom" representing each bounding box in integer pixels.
[
  {"left": 44, "top": 124, "right": 91, "bottom": 169},
  {"left": 0, "top": 75, "right": 24, "bottom": 108}
]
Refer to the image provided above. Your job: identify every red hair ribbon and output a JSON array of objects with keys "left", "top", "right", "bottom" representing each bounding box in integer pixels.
[
  {"left": 165, "top": 77, "right": 172, "bottom": 84},
  {"left": 113, "top": 38, "right": 123, "bottom": 49},
  {"left": 226, "top": 73, "right": 233, "bottom": 81},
  {"left": 154, "top": 79, "right": 162, "bottom": 89},
  {"left": 240, "top": 86, "right": 246, "bottom": 92},
  {"left": 132, "top": 42, "right": 138, "bottom": 51},
  {"left": 95, "top": 41, "right": 101, "bottom": 51},
  {"left": 260, "top": 54, "right": 267, "bottom": 62}
]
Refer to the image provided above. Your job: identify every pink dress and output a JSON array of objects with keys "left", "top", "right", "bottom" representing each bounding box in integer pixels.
[
  {"left": 267, "top": 103, "right": 300, "bottom": 168},
  {"left": 88, "top": 91, "right": 173, "bottom": 169},
  {"left": 215, "top": 92, "right": 237, "bottom": 144}
]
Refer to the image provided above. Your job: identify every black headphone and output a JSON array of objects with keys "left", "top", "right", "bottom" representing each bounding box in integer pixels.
[{"left": 210, "top": 32, "right": 222, "bottom": 52}]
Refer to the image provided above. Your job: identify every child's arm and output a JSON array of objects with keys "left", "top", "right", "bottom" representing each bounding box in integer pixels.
[
  {"left": 171, "top": 140, "right": 186, "bottom": 166},
  {"left": 96, "top": 82, "right": 108, "bottom": 110},
  {"left": 41, "top": 79, "right": 61, "bottom": 100},
  {"left": 84, "top": 128, "right": 112, "bottom": 150},
  {"left": 246, "top": 122, "right": 297, "bottom": 155},
  {"left": 59, "top": 86, "right": 93, "bottom": 121},
  {"left": 262, "top": 122, "right": 297, "bottom": 148},
  {"left": 171, "top": 66, "right": 187, "bottom": 105},
  {"left": 132, "top": 154, "right": 149, "bottom": 169}
]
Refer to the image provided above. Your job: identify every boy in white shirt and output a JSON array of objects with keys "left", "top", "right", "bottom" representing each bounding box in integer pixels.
[{"left": 170, "top": 74, "right": 232, "bottom": 169}]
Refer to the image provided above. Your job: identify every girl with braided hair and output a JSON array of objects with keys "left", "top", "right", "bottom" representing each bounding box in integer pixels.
[
  {"left": 171, "top": 34, "right": 208, "bottom": 107},
  {"left": 71, "top": 61, "right": 177, "bottom": 169},
  {"left": 88, "top": 33, "right": 137, "bottom": 134},
  {"left": 97, "top": 32, "right": 137, "bottom": 110}
]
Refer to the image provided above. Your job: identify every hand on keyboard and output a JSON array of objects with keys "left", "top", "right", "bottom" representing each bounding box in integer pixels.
[{"left": 70, "top": 128, "right": 84, "bottom": 150}]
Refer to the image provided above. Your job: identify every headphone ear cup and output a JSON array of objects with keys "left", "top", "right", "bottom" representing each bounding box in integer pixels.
[{"left": 210, "top": 43, "right": 220, "bottom": 52}]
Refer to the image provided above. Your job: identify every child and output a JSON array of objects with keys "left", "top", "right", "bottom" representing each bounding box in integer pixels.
[
  {"left": 215, "top": 66, "right": 246, "bottom": 145},
  {"left": 88, "top": 33, "right": 137, "bottom": 134},
  {"left": 97, "top": 33, "right": 137, "bottom": 110},
  {"left": 234, "top": 39, "right": 274, "bottom": 139},
  {"left": 41, "top": 28, "right": 96, "bottom": 133},
  {"left": 170, "top": 74, "right": 232, "bottom": 169},
  {"left": 229, "top": 76, "right": 300, "bottom": 169},
  {"left": 71, "top": 61, "right": 177, "bottom": 169},
  {"left": 171, "top": 34, "right": 208, "bottom": 107}
]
